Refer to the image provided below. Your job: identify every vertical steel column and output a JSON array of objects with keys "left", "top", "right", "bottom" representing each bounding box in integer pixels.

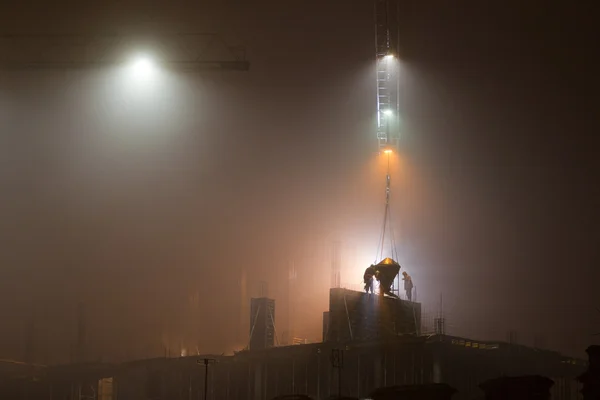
[{"left": 316, "top": 350, "right": 321, "bottom": 400}]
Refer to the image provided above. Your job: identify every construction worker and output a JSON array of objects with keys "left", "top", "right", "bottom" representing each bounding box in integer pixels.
[
  {"left": 363, "top": 266, "right": 375, "bottom": 294},
  {"left": 402, "top": 271, "right": 413, "bottom": 301}
]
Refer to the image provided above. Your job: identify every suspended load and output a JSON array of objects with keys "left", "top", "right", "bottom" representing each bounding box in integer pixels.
[{"left": 363, "top": 257, "right": 401, "bottom": 298}]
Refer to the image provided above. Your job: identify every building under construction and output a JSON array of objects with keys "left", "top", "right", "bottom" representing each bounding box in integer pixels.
[
  {"left": 0, "top": 286, "right": 586, "bottom": 400},
  {"left": 0, "top": 1, "right": 589, "bottom": 399},
  {"left": 324, "top": 288, "right": 421, "bottom": 343}
]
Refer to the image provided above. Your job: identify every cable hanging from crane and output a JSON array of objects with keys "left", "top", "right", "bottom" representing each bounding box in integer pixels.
[
  {"left": 374, "top": 150, "right": 399, "bottom": 264},
  {"left": 373, "top": 0, "right": 401, "bottom": 264}
]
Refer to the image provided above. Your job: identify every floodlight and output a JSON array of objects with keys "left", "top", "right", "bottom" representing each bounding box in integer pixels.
[{"left": 129, "top": 55, "right": 156, "bottom": 78}]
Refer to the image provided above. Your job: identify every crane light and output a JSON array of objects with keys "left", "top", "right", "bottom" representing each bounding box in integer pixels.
[
  {"left": 383, "top": 149, "right": 393, "bottom": 154},
  {"left": 129, "top": 54, "right": 156, "bottom": 78},
  {"left": 383, "top": 109, "right": 393, "bottom": 116}
]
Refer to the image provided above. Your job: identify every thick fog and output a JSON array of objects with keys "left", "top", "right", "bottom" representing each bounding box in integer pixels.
[{"left": 0, "top": 1, "right": 598, "bottom": 363}]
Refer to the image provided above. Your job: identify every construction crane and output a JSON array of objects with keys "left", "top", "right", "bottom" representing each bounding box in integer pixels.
[
  {"left": 371, "top": 0, "right": 403, "bottom": 297},
  {"left": 0, "top": 33, "right": 249, "bottom": 71},
  {"left": 374, "top": 0, "right": 401, "bottom": 152}
]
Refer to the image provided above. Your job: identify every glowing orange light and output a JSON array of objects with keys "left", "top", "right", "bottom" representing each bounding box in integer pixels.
[{"left": 384, "top": 149, "right": 393, "bottom": 154}]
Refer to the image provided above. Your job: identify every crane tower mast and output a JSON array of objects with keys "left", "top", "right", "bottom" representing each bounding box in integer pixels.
[{"left": 375, "top": 0, "right": 401, "bottom": 151}]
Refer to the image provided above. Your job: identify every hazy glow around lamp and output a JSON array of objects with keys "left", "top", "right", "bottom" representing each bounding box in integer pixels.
[{"left": 129, "top": 55, "right": 156, "bottom": 78}]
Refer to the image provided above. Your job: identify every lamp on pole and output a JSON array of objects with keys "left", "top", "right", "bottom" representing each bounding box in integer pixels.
[{"left": 197, "top": 358, "right": 217, "bottom": 400}]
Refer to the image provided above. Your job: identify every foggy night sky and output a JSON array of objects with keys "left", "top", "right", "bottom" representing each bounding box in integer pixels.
[{"left": 0, "top": 0, "right": 598, "bottom": 363}]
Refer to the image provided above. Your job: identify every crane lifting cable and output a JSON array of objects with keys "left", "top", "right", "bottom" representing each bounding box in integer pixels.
[
  {"left": 364, "top": 148, "right": 401, "bottom": 298},
  {"left": 374, "top": 150, "right": 399, "bottom": 263},
  {"left": 363, "top": 0, "right": 403, "bottom": 298}
]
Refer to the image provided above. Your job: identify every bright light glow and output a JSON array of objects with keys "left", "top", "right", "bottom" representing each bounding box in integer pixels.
[
  {"left": 383, "top": 109, "right": 393, "bottom": 116},
  {"left": 129, "top": 55, "right": 156, "bottom": 78},
  {"left": 384, "top": 54, "right": 394, "bottom": 60},
  {"left": 384, "top": 149, "right": 393, "bottom": 154}
]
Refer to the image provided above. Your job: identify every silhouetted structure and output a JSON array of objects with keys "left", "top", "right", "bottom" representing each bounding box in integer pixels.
[
  {"left": 0, "top": 292, "right": 587, "bottom": 400},
  {"left": 331, "top": 241, "right": 341, "bottom": 289},
  {"left": 479, "top": 375, "right": 554, "bottom": 400},
  {"left": 0, "top": 361, "right": 114, "bottom": 399},
  {"left": 250, "top": 297, "right": 276, "bottom": 351},
  {"left": 325, "top": 288, "right": 420, "bottom": 342},
  {"left": 578, "top": 345, "right": 600, "bottom": 400},
  {"left": 272, "top": 395, "right": 314, "bottom": 400},
  {"left": 370, "top": 383, "right": 457, "bottom": 400},
  {"left": 0, "top": 336, "right": 585, "bottom": 400},
  {"left": 434, "top": 317, "right": 446, "bottom": 335},
  {"left": 322, "top": 311, "right": 330, "bottom": 342}
]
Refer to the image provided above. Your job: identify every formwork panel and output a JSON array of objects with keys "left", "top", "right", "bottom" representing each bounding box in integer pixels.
[{"left": 326, "top": 288, "right": 421, "bottom": 343}]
